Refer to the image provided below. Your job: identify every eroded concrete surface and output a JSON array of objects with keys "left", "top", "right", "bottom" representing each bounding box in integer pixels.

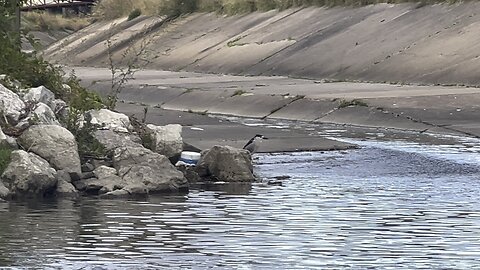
[{"left": 47, "top": 3, "right": 480, "bottom": 86}]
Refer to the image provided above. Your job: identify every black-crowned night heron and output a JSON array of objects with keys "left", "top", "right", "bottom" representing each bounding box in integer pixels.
[{"left": 243, "top": 134, "right": 267, "bottom": 153}]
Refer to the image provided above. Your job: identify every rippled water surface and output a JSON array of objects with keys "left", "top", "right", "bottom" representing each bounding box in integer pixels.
[{"left": 1, "top": 138, "right": 480, "bottom": 269}]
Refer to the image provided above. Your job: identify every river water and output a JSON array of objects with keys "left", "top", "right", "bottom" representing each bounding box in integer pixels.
[{"left": 1, "top": 129, "right": 480, "bottom": 269}]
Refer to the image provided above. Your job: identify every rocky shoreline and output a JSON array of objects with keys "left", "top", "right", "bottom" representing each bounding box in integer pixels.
[{"left": 0, "top": 80, "right": 257, "bottom": 201}]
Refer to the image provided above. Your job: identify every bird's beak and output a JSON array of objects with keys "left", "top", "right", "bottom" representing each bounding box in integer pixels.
[{"left": 263, "top": 137, "right": 269, "bottom": 140}]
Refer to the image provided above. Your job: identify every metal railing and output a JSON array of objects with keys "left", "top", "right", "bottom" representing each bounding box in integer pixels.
[
  {"left": 25, "top": 0, "right": 95, "bottom": 5},
  {"left": 22, "top": 0, "right": 96, "bottom": 11}
]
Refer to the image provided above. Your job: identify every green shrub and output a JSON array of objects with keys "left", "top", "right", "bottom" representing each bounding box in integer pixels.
[
  {"left": 158, "top": 0, "right": 198, "bottom": 17},
  {"left": 222, "top": 0, "right": 256, "bottom": 14},
  {"left": 231, "top": 89, "right": 248, "bottom": 96},
  {"left": 1, "top": 2, "right": 106, "bottom": 163},
  {"left": 127, "top": 8, "right": 142, "bottom": 21},
  {"left": 256, "top": 0, "right": 277, "bottom": 11},
  {"left": 197, "top": 0, "right": 223, "bottom": 12},
  {"left": 22, "top": 11, "right": 91, "bottom": 32},
  {"left": 0, "top": 145, "right": 12, "bottom": 176},
  {"left": 66, "top": 111, "right": 107, "bottom": 162},
  {"left": 94, "top": 0, "right": 459, "bottom": 20},
  {"left": 337, "top": 98, "right": 368, "bottom": 108}
]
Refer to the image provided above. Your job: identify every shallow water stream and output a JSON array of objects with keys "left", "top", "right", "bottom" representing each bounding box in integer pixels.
[{"left": 1, "top": 133, "right": 480, "bottom": 269}]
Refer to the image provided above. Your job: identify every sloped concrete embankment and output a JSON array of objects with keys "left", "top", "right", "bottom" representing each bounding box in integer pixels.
[
  {"left": 74, "top": 67, "right": 480, "bottom": 139},
  {"left": 47, "top": 3, "right": 480, "bottom": 86}
]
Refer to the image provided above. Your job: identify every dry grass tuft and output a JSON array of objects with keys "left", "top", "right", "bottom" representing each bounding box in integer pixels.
[
  {"left": 92, "top": 0, "right": 461, "bottom": 20},
  {"left": 23, "top": 11, "right": 92, "bottom": 32},
  {"left": 93, "top": 0, "right": 161, "bottom": 20}
]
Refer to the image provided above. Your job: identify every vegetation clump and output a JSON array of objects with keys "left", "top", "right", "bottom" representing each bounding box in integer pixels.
[
  {"left": 22, "top": 11, "right": 91, "bottom": 32},
  {"left": 231, "top": 89, "right": 248, "bottom": 96},
  {"left": 0, "top": 144, "right": 13, "bottom": 175},
  {"left": 337, "top": 98, "right": 368, "bottom": 108},
  {"left": 127, "top": 8, "right": 142, "bottom": 21},
  {"left": 93, "top": 0, "right": 451, "bottom": 19},
  {"left": 0, "top": 1, "right": 105, "bottom": 161}
]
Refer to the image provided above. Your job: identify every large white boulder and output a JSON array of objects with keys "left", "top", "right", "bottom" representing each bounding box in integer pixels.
[
  {"left": 0, "top": 83, "right": 25, "bottom": 123},
  {"left": 94, "top": 165, "right": 118, "bottom": 179},
  {"left": 31, "top": 102, "right": 60, "bottom": 125},
  {"left": 113, "top": 146, "right": 188, "bottom": 193},
  {"left": 93, "top": 129, "right": 143, "bottom": 151},
  {"left": 1, "top": 150, "right": 57, "bottom": 197},
  {"left": 146, "top": 124, "right": 183, "bottom": 158},
  {"left": 22, "top": 86, "right": 55, "bottom": 108},
  {"left": 18, "top": 125, "right": 81, "bottom": 175},
  {"left": 86, "top": 109, "right": 132, "bottom": 133},
  {"left": 196, "top": 145, "right": 254, "bottom": 182}
]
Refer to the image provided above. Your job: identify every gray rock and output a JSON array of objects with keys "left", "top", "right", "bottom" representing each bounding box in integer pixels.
[
  {"left": 0, "top": 181, "right": 10, "bottom": 200},
  {"left": 79, "top": 166, "right": 125, "bottom": 194},
  {"left": 0, "top": 126, "right": 16, "bottom": 148},
  {"left": 94, "top": 129, "right": 143, "bottom": 152},
  {"left": 56, "top": 169, "right": 72, "bottom": 183},
  {"left": 99, "top": 189, "right": 130, "bottom": 199},
  {"left": 13, "top": 119, "right": 31, "bottom": 135},
  {"left": 99, "top": 184, "right": 148, "bottom": 199},
  {"left": 146, "top": 124, "right": 183, "bottom": 158},
  {"left": 56, "top": 179, "right": 78, "bottom": 197},
  {"left": 74, "top": 174, "right": 124, "bottom": 195},
  {"left": 177, "top": 165, "right": 202, "bottom": 183},
  {"left": 124, "top": 184, "right": 148, "bottom": 195},
  {"left": 50, "top": 98, "right": 67, "bottom": 112},
  {"left": 1, "top": 150, "right": 57, "bottom": 197},
  {"left": 31, "top": 102, "right": 60, "bottom": 125},
  {"left": 94, "top": 165, "right": 117, "bottom": 179},
  {"left": 91, "top": 158, "right": 113, "bottom": 169},
  {"left": 0, "top": 83, "right": 25, "bottom": 123},
  {"left": 18, "top": 125, "right": 81, "bottom": 175},
  {"left": 86, "top": 109, "right": 132, "bottom": 133},
  {"left": 81, "top": 171, "right": 96, "bottom": 179},
  {"left": 5, "top": 136, "right": 18, "bottom": 149},
  {"left": 81, "top": 162, "right": 95, "bottom": 173},
  {"left": 69, "top": 172, "right": 82, "bottom": 182},
  {"left": 196, "top": 145, "right": 254, "bottom": 182},
  {"left": 114, "top": 146, "right": 188, "bottom": 193},
  {"left": 74, "top": 177, "right": 118, "bottom": 194},
  {"left": 50, "top": 99, "right": 69, "bottom": 120},
  {"left": 23, "top": 86, "right": 55, "bottom": 108}
]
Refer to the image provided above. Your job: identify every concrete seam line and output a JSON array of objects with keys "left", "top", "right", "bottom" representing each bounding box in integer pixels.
[{"left": 262, "top": 96, "right": 303, "bottom": 120}]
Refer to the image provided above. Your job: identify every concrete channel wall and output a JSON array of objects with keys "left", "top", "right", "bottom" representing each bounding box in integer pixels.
[
  {"left": 46, "top": 3, "right": 480, "bottom": 86},
  {"left": 47, "top": 4, "right": 480, "bottom": 139}
]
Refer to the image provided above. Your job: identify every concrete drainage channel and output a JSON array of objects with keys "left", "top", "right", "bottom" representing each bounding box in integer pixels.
[{"left": 76, "top": 67, "right": 480, "bottom": 152}]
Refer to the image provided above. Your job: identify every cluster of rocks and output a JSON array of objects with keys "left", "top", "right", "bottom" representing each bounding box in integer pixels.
[{"left": 0, "top": 81, "right": 255, "bottom": 201}]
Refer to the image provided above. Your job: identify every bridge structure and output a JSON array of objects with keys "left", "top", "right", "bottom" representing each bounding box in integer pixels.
[{"left": 21, "top": 0, "right": 96, "bottom": 12}]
